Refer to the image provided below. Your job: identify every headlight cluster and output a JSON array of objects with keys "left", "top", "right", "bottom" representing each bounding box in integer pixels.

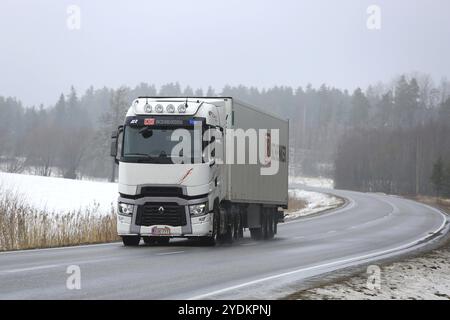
[
  {"left": 189, "top": 203, "right": 208, "bottom": 216},
  {"left": 118, "top": 202, "right": 134, "bottom": 216}
]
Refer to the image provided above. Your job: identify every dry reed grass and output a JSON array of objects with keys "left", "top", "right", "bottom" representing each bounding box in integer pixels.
[{"left": 0, "top": 187, "right": 119, "bottom": 251}]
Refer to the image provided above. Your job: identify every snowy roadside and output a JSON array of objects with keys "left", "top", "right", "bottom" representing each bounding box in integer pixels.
[
  {"left": 290, "top": 244, "right": 450, "bottom": 300},
  {"left": 0, "top": 172, "right": 117, "bottom": 215},
  {"left": 286, "top": 189, "right": 343, "bottom": 220},
  {"left": 289, "top": 176, "right": 334, "bottom": 189}
]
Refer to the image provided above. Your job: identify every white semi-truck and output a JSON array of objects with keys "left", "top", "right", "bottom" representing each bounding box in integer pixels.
[{"left": 110, "top": 97, "right": 288, "bottom": 246}]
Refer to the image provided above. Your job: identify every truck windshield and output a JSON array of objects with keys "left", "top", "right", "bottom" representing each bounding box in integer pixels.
[{"left": 122, "top": 126, "right": 201, "bottom": 164}]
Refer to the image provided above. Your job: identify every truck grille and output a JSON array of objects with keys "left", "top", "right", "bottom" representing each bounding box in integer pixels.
[
  {"left": 135, "top": 203, "right": 186, "bottom": 227},
  {"left": 140, "top": 186, "right": 183, "bottom": 197}
]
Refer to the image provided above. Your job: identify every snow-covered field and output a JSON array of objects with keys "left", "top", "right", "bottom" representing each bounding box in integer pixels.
[
  {"left": 289, "top": 176, "right": 334, "bottom": 189},
  {"left": 286, "top": 189, "right": 343, "bottom": 219},
  {"left": 0, "top": 172, "right": 117, "bottom": 215},
  {"left": 0, "top": 172, "right": 340, "bottom": 218},
  {"left": 297, "top": 246, "right": 450, "bottom": 300}
]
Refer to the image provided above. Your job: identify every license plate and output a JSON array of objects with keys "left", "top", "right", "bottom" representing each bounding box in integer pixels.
[{"left": 151, "top": 226, "right": 171, "bottom": 236}]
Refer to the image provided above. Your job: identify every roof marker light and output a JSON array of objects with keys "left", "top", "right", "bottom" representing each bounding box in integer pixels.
[
  {"left": 166, "top": 104, "right": 175, "bottom": 113},
  {"left": 178, "top": 104, "right": 187, "bottom": 113}
]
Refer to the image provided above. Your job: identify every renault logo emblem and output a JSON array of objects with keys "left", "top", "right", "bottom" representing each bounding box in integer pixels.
[{"left": 158, "top": 206, "right": 164, "bottom": 213}]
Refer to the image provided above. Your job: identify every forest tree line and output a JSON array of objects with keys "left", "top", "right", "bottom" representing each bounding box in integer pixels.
[{"left": 0, "top": 73, "right": 450, "bottom": 196}]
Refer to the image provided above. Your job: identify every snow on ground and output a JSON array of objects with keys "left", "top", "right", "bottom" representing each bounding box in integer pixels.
[
  {"left": 296, "top": 246, "right": 450, "bottom": 300},
  {"left": 286, "top": 189, "right": 343, "bottom": 219},
  {"left": 289, "top": 176, "right": 334, "bottom": 189},
  {"left": 0, "top": 172, "right": 117, "bottom": 215},
  {"left": 0, "top": 172, "right": 339, "bottom": 218}
]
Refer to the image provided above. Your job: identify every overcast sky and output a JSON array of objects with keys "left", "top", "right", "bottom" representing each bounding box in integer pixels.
[{"left": 1, "top": 0, "right": 449, "bottom": 106}]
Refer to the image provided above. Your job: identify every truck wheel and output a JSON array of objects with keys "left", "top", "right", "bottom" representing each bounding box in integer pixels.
[
  {"left": 122, "top": 235, "right": 141, "bottom": 246},
  {"left": 261, "top": 210, "right": 269, "bottom": 239},
  {"left": 200, "top": 206, "right": 220, "bottom": 246},
  {"left": 274, "top": 210, "right": 278, "bottom": 234},
  {"left": 234, "top": 212, "right": 242, "bottom": 240},
  {"left": 266, "top": 211, "right": 275, "bottom": 239},
  {"left": 223, "top": 211, "right": 235, "bottom": 244},
  {"left": 250, "top": 228, "right": 262, "bottom": 240}
]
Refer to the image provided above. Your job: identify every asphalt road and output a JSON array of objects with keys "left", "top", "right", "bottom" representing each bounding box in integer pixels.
[{"left": 0, "top": 186, "right": 447, "bottom": 299}]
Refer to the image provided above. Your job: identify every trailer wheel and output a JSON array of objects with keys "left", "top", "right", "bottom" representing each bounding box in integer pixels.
[
  {"left": 121, "top": 235, "right": 141, "bottom": 246},
  {"left": 250, "top": 228, "right": 262, "bottom": 240},
  {"left": 261, "top": 210, "right": 269, "bottom": 239},
  {"left": 274, "top": 210, "right": 278, "bottom": 234},
  {"left": 266, "top": 211, "right": 275, "bottom": 239},
  {"left": 234, "top": 211, "right": 243, "bottom": 240},
  {"left": 238, "top": 207, "right": 244, "bottom": 239}
]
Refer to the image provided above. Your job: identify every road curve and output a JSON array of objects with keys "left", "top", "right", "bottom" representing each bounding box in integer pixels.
[{"left": 0, "top": 186, "right": 448, "bottom": 299}]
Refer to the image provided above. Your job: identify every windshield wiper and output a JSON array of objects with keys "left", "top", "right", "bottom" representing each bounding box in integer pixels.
[{"left": 124, "top": 153, "right": 154, "bottom": 158}]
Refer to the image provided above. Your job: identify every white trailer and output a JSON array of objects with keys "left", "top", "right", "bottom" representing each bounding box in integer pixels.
[{"left": 111, "top": 97, "right": 288, "bottom": 246}]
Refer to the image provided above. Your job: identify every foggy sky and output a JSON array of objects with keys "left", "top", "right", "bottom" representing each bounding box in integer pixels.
[{"left": 1, "top": 0, "right": 449, "bottom": 107}]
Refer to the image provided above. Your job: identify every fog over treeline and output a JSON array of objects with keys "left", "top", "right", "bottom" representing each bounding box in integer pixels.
[{"left": 1, "top": 72, "right": 450, "bottom": 195}]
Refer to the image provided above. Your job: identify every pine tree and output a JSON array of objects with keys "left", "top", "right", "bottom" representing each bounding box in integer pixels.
[
  {"left": 431, "top": 157, "right": 444, "bottom": 197},
  {"left": 443, "top": 162, "right": 450, "bottom": 198},
  {"left": 350, "top": 88, "right": 370, "bottom": 128}
]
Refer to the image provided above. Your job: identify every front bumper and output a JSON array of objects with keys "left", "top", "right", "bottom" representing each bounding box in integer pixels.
[{"left": 117, "top": 195, "right": 213, "bottom": 237}]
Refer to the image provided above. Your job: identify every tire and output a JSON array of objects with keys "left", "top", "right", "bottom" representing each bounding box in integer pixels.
[
  {"left": 261, "top": 210, "right": 269, "bottom": 240},
  {"left": 143, "top": 236, "right": 170, "bottom": 245},
  {"left": 266, "top": 211, "right": 275, "bottom": 239},
  {"left": 234, "top": 211, "right": 243, "bottom": 240},
  {"left": 200, "top": 206, "right": 220, "bottom": 246},
  {"left": 250, "top": 227, "right": 262, "bottom": 240},
  {"left": 122, "top": 235, "right": 141, "bottom": 246},
  {"left": 223, "top": 210, "right": 235, "bottom": 244},
  {"left": 274, "top": 211, "right": 278, "bottom": 234}
]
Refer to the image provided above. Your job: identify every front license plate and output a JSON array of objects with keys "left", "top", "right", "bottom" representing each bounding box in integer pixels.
[{"left": 151, "top": 226, "right": 171, "bottom": 236}]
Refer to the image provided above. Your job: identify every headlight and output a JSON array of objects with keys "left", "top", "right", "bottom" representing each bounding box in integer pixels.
[
  {"left": 118, "top": 202, "right": 134, "bottom": 216},
  {"left": 189, "top": 203, "right": 208, "bottom": 216}
]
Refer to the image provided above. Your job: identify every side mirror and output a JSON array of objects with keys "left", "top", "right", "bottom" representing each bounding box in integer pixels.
[
  {"left": 110, "top": 126, "right": 123, "bottom": 160},
  {"left": 110, "top": 138, "right": 117, "bottom": 158}
]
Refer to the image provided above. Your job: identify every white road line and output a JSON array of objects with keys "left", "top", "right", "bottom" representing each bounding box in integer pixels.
[
  {"left": 156, "top": 251, "right": 185, "bottom": 256},
  {"left": 0, "top": 257, "right": 120, "bottom": 275},
  {"left": 188, "top": 203, "right": 447, "bottom": 300},
  {"left": 3, "top": 264, "right": 60, "bottom": 274},
  {"left": 0, "top": 242, "right": 120, "bottom": 255}
]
